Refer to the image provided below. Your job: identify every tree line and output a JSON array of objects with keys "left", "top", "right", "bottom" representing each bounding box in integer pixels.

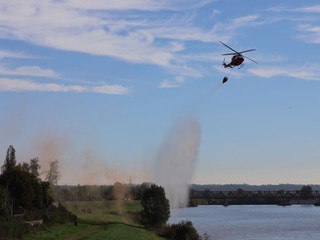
[
  {"left": 56, "top": 182, "right": 153, "bottom": 202},
  {"left": 0, "top": 145, "right": 75, "bottom": 239},
  {"left": 0, "top": 145, "right": 57, "bottom": 216},
  {"left": 189, "top": 186, "right": 318, "bottom": 206}
]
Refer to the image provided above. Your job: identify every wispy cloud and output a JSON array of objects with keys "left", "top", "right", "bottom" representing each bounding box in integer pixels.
[
  {"left": 268, "top": 4, "right": 320, "bottom": 13},
  {"left": 249, "top": 65, "right": 320, "bottom": 81},
  {"left": 158, "top": 80, "right": 179, "bottom": 89},
  {"left": 63, "top": 0, "right": 215, "bottom": 11},
  {"left": 91, "top": 84, "right": 129, "bottom": 94},
  {"left": 267, "top": 4, "right": 320, "bottom": 44},
  {"left": 212, "top": 15, "right": 260, "bottom": 42},
  {"left": 158, "top": 76, "right": 185, "bottom": 89},
  {"left": 0, "top": 0, "right": 219, "bottom": 67},
  {"left": 0, "top": 63, "right": 130, "bottom": 94},
  {"left": 0, "top": 0, "right": 258, "bottom": 82},
  {"left": 0, "top": 50, "right": 32, "bottom": 59},
  {"left": 0, "top": 66, "right": 59, "bottom": 78},
  {"left": 294, "top": 5, "right": 320, "bottom": 14},
  {"left": 0, "top": 0, "right": 271, "bottom": 93},
  {"left": 0, "top": 77, "right": 129, "bottom": 95},
  {"left": 294, "top": 5, "right": 320, "bottom": 44},
  {"left": 297, "top": 24, "right": 320, "bottom": 43}
]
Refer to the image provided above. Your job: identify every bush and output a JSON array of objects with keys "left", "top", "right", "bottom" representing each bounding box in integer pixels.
[
  {"left": 0, "top": 222, "right": 31, "bottom": 240},
  {"left": 0, "top": 206, "right": 77, "bottom": 239},
  {"left": 157, "top": 221, "right": 202, "bottom": 240},
  {"left": 141, "top": 184, "right": 170, "bottom": 227},
  {"left": 41, "top": 205, "right": 77, "bottom": 224}
]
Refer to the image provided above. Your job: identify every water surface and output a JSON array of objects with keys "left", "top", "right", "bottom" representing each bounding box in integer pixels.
[{"left": 169, "top": 205, "right": 320, "bottom": 240}]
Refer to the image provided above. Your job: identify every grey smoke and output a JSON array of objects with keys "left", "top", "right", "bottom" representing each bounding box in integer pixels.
[{"left": 154, "top": 116, "right": 201, "bottom": 208}]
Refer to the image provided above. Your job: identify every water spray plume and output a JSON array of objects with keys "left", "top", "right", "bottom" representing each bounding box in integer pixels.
[{"left": 153, "top": 116, "right": 201, "bottom": 208}]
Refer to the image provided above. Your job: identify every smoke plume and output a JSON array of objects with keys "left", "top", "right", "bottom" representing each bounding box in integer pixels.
[{"left": 153, "top": 116, "right": 201, "bottom": 208}]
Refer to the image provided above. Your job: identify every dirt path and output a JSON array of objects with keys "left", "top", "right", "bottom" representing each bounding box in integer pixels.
[{"left": 65, "top": 225, "right": 101, "bottom": 240}]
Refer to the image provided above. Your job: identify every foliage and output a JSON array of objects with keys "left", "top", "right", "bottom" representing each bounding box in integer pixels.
[
  {"left": 3, "top": 145, "right": 16, "bottom": 172},
  {"left": 0, "top": 206, "right": 76, "bottom": 240},
  {"left": 30, "top": 157, "right": 41, "bottom": 178},
  {"left": 0, "top": 146, "right": 75, "bottom": 239},
  {"left": 140, "top": 184, "right": 170, "bottom": 227},
  {"left": 41, "top": 205, "right": 77, "bottom": 224},
  {"left": 158, "top": 221, "right": 202, "bottom": 240},
  {"left": 191, "top": 186, "right": 319, "bottom": 205},
  {"left": 300, "top": 185, "right": 313, "bottom": 199},
  {"left": 0, "top": 186, "right": 7, "bottom": 215},
  {"left": 46, "top": 160, "right": 60, "bottom": 185},
  {"left": 0, "top": 221, "right": 31, "bottom": 240},
  {"left": 56, "top": 183, "right": 153, "bottom": 202},
  {"left": 1, "top": 146, "right": 56, "bottom": 213}
]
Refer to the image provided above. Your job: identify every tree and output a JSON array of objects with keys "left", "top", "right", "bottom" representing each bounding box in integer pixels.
[
  {"left": 45, "top": 160, "right": 60, "bottom": 201},
  {"left": 2, "top": 145, "right": 16, "bottom": 173},
  {"left": 0, "top": 186, "right": 8, "bottom": 215},
  {"left": 300, "top": 185, "right": 313, "bottom": 199},
  {"left": 45, "top": 160, "right": 60, "bottom": 185},
  {"left": 30, "top": 157, "right": 40, "bottom": 178},
  {"left": 141, "top": 184, "right": 170, "bottom": 227},
  {"left": 0, "top": 165, "right": 48, "bottom": 212}
]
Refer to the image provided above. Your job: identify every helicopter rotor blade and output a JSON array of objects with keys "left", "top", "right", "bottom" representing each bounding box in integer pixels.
[
  {"left": 219, "top": 41, "right": 240, "bottom": 54},
  {"left": 243, "top": 55, "right": 258, "bottom": 64},
  {"left": 220, "top": 41, "right": 257, "bottom": 63},
  {"left": 238, "top": 49, "right": 256, "bottom": 54},
  {"left": 222, "top": 53, "right": 237, "bottom": 56}
]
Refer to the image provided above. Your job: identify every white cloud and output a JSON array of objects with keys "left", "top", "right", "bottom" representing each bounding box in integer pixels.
[
  {"left": 63, "top": 0, "right": 215, "bottom": 11},
  {"left": 0, "top": 77, "right": 129, "bottom": 95},
  {"left": 0, "top": 0, "right": 219, "bottom": 68},
  {"left": 249, "top": 65, "right": 320, "bottom": 81},
  {"left": 158, "top": 76, "right": 186, "bottom": 89},
  {"left": 297, "top": 24, "right": 320, "bottom": 43},
  {"left": 266, "top": 4, "right": 320, "bottom": 44},
  {"left": 268, "top": 4, "right": 320, "bottom": 13},
  {"left": 212, "top": 15, "right": 260, "bottom": 42},
  {"left": 158, "top": 80, "right": 179, "bottom": 89},
  {"left": 91, "top": 84, "right": 129, "bottom": 95},
  {"left": 294, "top": 5, "right": 320, "bottom": 13},
  {"left": 167, "top": 64, "right": 204, "bottom": 78},
  {"left": 0, "top": 1, "right": 263, "bottom": 86},
  {"left": 0, "top": 66, "right": 59, "bottom": 78},
  {"left": 0, "top": 50, "right": 32, "bottom": 59}
]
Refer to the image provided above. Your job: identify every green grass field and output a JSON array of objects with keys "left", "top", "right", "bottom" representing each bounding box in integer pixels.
[
  {"left": 63, "top": 200, "right": 142, "bottom": 224},
  {"left": 23, "top": 201, "right": 164, "bottom": 240}
]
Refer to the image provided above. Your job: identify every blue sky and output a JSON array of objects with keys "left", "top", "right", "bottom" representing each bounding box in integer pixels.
[{"left": 1, "top": 0, "right": 320, "bottom": 185}]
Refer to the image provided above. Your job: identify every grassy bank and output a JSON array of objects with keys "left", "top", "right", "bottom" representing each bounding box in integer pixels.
[
  {"left": 24, "top": 222, "right": 163, "bottom": 240},
  {"left": 24, "top": 200, "right": 164, "bottom": 240},
  {"left": 63, "top": 200, "right": 142, "bottom": 224}
]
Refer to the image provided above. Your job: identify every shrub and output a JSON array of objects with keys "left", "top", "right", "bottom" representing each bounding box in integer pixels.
[
  {"left": 158, "top": 221, "right": 202, "bottom": 240},
  {"left": 41, "top": 205, "right": 77, "bottom": 224},
  {"left": 0, "top": 222, "right": 31, "bottom": 240},
  {"left": 141, "top": 184, "right": 170, "bottom": 227}
]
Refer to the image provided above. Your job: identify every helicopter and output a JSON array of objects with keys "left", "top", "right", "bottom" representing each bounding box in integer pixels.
[{"left": 220, "top": 41, "right": 257, "bottom": 69}]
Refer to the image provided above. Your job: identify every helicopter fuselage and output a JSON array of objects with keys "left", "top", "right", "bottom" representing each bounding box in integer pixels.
[{"left": 223, "top": 55, "right": 244, "bottom": 68}]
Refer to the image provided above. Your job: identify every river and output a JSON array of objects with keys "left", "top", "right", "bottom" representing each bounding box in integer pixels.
[{"left": 169, "top": 205, "right": 320, "bottom": 240}]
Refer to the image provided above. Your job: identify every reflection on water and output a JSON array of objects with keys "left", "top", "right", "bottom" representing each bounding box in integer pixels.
[{"left": 169, "top": 205, "right": 320, "bottom": 240}]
